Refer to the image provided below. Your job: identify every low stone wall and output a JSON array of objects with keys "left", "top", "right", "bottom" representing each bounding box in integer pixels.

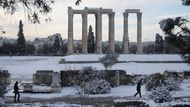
[
  {"left": 114, "top": 101, "right": 149, "bottom": 107},
  {"left": 60, "top": 70, "right": 128, "bottom": 87},
  {"left": 184, "top": 71, "right": 190, "bottom": 79},
  {"left": 33, "top": 70, "right": 53, "bottom": 86},
  {"left": 0, "top": 70, "right": 11, "bottom": 84},
  {"left": 33, "top": 70, "right": 61, "bottom": 92}
]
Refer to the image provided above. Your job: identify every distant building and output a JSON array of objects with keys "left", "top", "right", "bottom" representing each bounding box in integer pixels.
[
  {"left": 33, "top": 33, "right": 62, "bottom": 50},
  {"left": 0, "top": 37, "right": 16, "bottom": 46}
]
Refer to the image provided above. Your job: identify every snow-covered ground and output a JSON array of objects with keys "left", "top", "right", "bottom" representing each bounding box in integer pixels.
[
  {"left": 64, "top": 54, "right": 184, "bottom": 62},
  {"left": 0, "top": 54, "right": 190, "bottom": 80},
  {"left": 2, "top": 54, "right": 190, "bottom": 106}
]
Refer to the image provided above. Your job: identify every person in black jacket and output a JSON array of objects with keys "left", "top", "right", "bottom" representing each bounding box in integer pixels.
[
  {"left": 134, "top": 79, "right": 142, "bottom": 98},
  {"left": 14, "top": 81, "right": 20, "bottom": 102}
]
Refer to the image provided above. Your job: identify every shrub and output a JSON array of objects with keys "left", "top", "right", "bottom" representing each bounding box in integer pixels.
[
  {"left": 0, "top": 84, "right": 6, "bottom": 98},
  {"left": 99, "top": 52, "right": 119, "bottom": 70},
  {"left": 146, "top": 73, "right": 165, "bottom": 91},
  {"left": 0, "top": 98, "right": 6, "bottom": 106},
  {"left": 149, "top": 86, "right": 172, "bottom": 103},
  {"left": 84, "top": 78, "right": 111, "bottom": 94},
  {"left": 146, "top": 73, "right": 181, "bottom": 91}
]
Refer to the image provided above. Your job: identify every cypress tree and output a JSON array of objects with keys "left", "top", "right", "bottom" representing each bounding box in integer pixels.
[
  {"left": 88, "top": 25, "right": 95, "bottom": 53},
  {"left": 17, "top": 20, "right": 25, "bottom": 55}
]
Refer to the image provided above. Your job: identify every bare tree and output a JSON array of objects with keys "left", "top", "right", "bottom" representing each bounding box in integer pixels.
[{"left": 0, "top": 0, "right": 81, "bottom": 23}]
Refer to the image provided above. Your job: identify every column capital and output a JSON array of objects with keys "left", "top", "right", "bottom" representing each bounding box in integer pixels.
[
  {"left": 68, "top": 9, "right": 74, "bottom": 17},
  {"left": 137, "top": 12, "right": 142, "bottom": 18},
  {"left": 68, "top": 7, "right": 73, "bottom": 13},
  {"left": 82, "top": 11, "right": 88, "bottom": 17},
  {"left": 108, "top": 12, "right": 115, "bottom": 17},
  {"left": 123, "top": 12, "right": 129, "bottom": 17},
  {"left": 96, "top": 11, "right": 102, "bottom": 16}
]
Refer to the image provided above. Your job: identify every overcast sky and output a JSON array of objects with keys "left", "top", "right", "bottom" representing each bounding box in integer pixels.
[{"left": 0, "top": 0, "right": 190, "bottom": 42}]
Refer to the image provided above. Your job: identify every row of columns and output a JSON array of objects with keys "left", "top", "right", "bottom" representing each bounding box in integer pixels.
[
  {"left": 67, "top": 7, "right": 115, "bottom": 54},
  {"left": 67, "top": 7, "right": 142, "bottom": 55}
]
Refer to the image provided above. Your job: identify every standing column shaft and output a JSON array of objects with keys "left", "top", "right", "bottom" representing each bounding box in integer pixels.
[
  {"left": 96, "top": 12, "right": 102, "bottom": 53},
  {"left": 108, "top": 12, "right": 115, "bottom": 53},
  {"left": 82, "top": 12, "right": 88, "bottom": 54},
  {"left": 137, "top": 12, "right": 143, "bottom": 54},
  {"left": 95, "top": 15, "right": 98, "bottom": 53},
  {"left": 67, "top": 7, "right": 74, "bottom": 55},
  {"left": 123, "top": 13, "right": 129, "bottom": 54}
]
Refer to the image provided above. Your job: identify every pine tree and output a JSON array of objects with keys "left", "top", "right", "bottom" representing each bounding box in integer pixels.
[
  {"left": 54, "top": 35, "right": 60, "bottom": 54},
  {"left": 17, "top": 20, "right": 25, "bottom": 55},
  {"left": 88, "top": 25, "right": 95, "bottom": 53},
  {"left": 155, "top": 33, "right": 164, "bottom": 54}
]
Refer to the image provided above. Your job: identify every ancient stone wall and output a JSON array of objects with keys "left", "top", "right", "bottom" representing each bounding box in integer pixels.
[{"left": 0, "top": 70, "right": 11, "bottom": 84}]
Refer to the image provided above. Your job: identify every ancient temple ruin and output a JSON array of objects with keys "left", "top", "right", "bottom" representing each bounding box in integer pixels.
[{"left": 67, "top": 7, "right": 143, "bottom": 54}]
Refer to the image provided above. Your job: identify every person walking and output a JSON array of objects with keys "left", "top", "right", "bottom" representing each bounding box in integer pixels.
[
  {"left": 134, "top": 79, "right": 142, "bottom": 98},
  {"left": 14, "top": 81, "right": 20, "bottom": 103}
]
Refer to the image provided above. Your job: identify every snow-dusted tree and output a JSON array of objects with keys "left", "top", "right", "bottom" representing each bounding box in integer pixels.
[
  {"left": 159, "top": 17, "right": 190, "bottom": 62},
  {"left": 165, "top": 77, "right": 181, "bottom": 91},
  {"left": 149, "top": 86, "right": 172, "bottom": 103},
  {"left": 129, "top": 45, "right": 137, "bottom": 54},
  {"left": 0, "top": 84, "right": 6, "bottom": 98},
  {"left": 146, "top": 73, "right": 164, "bottom": 91},
  {"left": 182, "top": 0, "right": 190, "bottom": 5},
  {"left": 53, "top": 35, "right": 60, "bottom": 54},
  {"left": 84, "top": 78, "right": 111, "bottom": 94},
  {"left": 17, "top": 20, "right": 25, "bottom": 55},
  {"left": 0, "top": 0, "right": 81, "bottom": 23},
  {"left": 143, "top": 44, "right": 155, "bottom": 54},
  {"left": 0, "top": 97, "right": 6, "bottom": 107},
  {"left": 155, "top": 33, "right": 164, "bottom": 54},
  {"left": 87, "top": 25, "right": 95, "bottom": 53},
  {"left": 99, "top": 52, "right": 119, "bottom": 70},
  {"left": 146, "top": 73, "right": 181, "bottom": 91}
]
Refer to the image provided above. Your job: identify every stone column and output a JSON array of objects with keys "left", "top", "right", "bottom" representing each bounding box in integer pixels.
[
  {"left": 95, "top": 11, "right": 102, "bottom": 54},
  {"left": 51, "top": 72, "right": 61, "bottom": 93},
  {"left": 123, "top": 13, "right": 129, "bottom": 54},
  {"left": 115, "top": 71, "right": 120, "bottom": 87},
  {"left": 137, "top": 12, "right": 143, "bottom": 54},
  {"left": 108, "top": 12, "right": 115, "bottom": 53},
  {"left": 67, "top": 7, "right": 74, "bottom": 55},
  {"left": 82, "top": 11, "right": 88, "bottom": 54}
]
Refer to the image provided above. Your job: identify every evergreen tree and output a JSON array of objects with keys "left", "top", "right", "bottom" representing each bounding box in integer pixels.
[
  {"left": 155, "top": 33, "right": 164, "bottom": 54},
  {"left": 54, "top": 35, "right": 60, "bottom": 54},
  {"left": 17, "top": 20, "right": 25, "bottom": 55},
  {"left": 159, "top": 17, "right": 190, "bottom": 62},
  {"left": 88, "top": 25, "right": 95, "bottom": 53},
  {"left": 159, "top": 2, "right": 190, "bottom": 62}
]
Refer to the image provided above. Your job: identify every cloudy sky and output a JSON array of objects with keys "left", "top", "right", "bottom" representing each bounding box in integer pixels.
[{"left": 0, "top": 0, "right": 190, "bottom": 42}]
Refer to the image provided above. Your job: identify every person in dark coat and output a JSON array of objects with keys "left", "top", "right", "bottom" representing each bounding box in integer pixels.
[
  {"left": 134, "top": 79, "right": 142, "bottom": 98},
  {"left": 14, "top": 81, "right": 20, "bottom": 102}
]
